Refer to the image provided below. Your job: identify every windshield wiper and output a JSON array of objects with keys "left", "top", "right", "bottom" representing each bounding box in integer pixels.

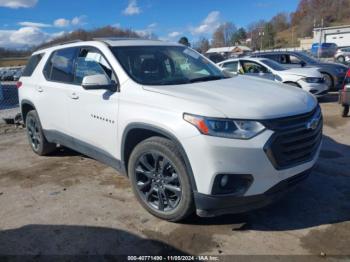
[{"left": 189, "top": 75, "right": 224, "bottom": 83}]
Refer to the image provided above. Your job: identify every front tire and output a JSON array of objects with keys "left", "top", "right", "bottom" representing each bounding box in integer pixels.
[
  {"left": 25, "top": 110, "right": 56, "bottom": 156},
  {"left": 337, "top": 56, "right": 345, "bottom": 63},
  {"left": 128, "top": 137, "right": 194, "bottom": 222},
  {"left": 321, "top": 73, "right": 333, "bottom": 90},
  {"left": 342, "top": 105, "right": 349, "bottom": 117}
]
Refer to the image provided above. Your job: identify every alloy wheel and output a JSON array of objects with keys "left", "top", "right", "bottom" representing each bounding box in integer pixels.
[
  {"left": 134, "top": 152, "right": 182, "bottom": 212},
  {"left": 27, "top": 117, "right": 41, "bottom": 151}
]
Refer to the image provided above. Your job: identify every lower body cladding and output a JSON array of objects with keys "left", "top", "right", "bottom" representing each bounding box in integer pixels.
[{"left": 181, "top": 124, "right": 322, "bottom": 217}]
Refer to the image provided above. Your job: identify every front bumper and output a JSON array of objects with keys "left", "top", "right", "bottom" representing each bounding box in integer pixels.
[
  {"left": 195, "top": 167, "right": 312, "bottom": 217},
  {"left": 181, "top": 129, "right": 320, "bottom": 196},
  {"left": 298, "top": 81, "right": 329, "bottom": 97}
]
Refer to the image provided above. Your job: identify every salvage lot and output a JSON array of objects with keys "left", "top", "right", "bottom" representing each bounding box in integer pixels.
[{"left": 0, "top": 94, "right": 349, "bottom": 258}]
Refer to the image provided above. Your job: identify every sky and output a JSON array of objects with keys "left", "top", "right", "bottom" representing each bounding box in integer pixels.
[{"left": 0, "top": 0, "right": 299, "bottom": 49}]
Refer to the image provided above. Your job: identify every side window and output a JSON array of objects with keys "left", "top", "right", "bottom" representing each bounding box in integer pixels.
[
  {"left": 241, "top": 61, "right": 268, "bottom": 74},
  {"left": 280, "top": 54, "right": 289, "bottom": 64},
  {"left": 222, "top": 62, "right": 238, "bottom": 72},
  {"left": 74, "top": 47, "right": 117, "bottom": 85},
  {"left": 22, "top": 53, "right": 44, "bottom": 77},
  {"left": 45, "top": 48, "right": 78, "bottom": 83},
  {"left": 264, "top": 54, "right": 279, "bottom": 62},
  {"left": 289, "top": 55, "right": 302, "bottom": 64}
]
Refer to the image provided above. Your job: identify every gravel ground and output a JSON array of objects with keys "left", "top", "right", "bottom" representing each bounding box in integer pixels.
[{"left": 0, "top": 94, "right": 349, "bottom": 260}]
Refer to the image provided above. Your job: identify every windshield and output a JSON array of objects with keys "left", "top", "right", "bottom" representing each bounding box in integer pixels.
[
  {"left": 110, "top": 46, "right": 225, "bottom": 85},
  {"left": 260, "top": 59, "right": 287, "bottom": 71},
  {"left": 296, "top": 52, "right": 319, "bottom": 64}
]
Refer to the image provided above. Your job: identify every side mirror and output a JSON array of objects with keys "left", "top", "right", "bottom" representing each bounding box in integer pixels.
[
  {"left": 221, "top": 68, "right": 236, "bottom": 77},
  {"left": 82, "top": 74, "right": 117, "bottom": 92}
]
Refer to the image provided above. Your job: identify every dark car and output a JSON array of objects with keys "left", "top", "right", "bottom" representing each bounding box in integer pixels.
[
  {"left": 311, "top": 43, "right": 338, "bottom": 58},
  {"left": 252, "top": 51, "right": 349, "bottom": 91},
  {"left": 1, "top": 71, "right": 15, "bottom": 81},
  {"left": 205, "top": 53, "right": 225, "bottom": 63}
]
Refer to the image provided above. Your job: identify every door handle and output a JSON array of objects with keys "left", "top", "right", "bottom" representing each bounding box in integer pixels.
[
  {"left": 37, "top": 87, "right": 44, "bottom": 93},
  {"left": 70, "top": 92, "right": 79, "bottom": 100}
]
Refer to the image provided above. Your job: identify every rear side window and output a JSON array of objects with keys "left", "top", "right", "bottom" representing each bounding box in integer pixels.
[
  {"left": 22, "top": 54, "right": 44, "bottom": 77},
  {"left": 44, "top": 47, "right": 78, "bottom": 83}
]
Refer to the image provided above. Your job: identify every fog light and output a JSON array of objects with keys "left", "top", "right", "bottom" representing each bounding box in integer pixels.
[
  {"left": 212, "top": 174, "right": 253, "bottom": 195},
  {"left": 220, "top": 175, "right": 229, "bottom": 188}
]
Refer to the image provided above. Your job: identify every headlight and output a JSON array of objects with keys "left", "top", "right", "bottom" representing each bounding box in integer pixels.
[
  {"left": 183, "top": 114, "right": 266, "bottom": 139},
  {"left": 303, "top": 77, "right": 324, "bottom": 83}
]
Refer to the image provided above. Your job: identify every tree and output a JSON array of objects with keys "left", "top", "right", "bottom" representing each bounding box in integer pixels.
[
  {"left": 270, "top": 13, "right": 290, "bottom": 32},
  {"left": 178, "top": 37, "right": 191, "bottom": 47},
  {"left": 211, "top": 22, "right": 237, "bottom": 47},
  {"left": 231, "top": 27, "right": 247, "bottom": 45},
  {"left": 193, "top": 37, "right": 210, "bottom": 53}
]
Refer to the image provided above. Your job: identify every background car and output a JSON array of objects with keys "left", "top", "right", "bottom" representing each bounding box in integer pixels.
[
  {"left": 218, "top": 57, "right": 328, "bottom": 97},
  {"left": 252, "top": 51, "right": 349, "bottom": 91},
  {"left": 204, "top": 53, "right": 225, "bottom": 63},
  {"left": 1, "top": 71, "right": 15, "bottom": 81},
  {"left": 311, "top": 43, "right": 338, "bottom": 58},
  {"left": 13, "top": 69, "right": 23, "bottom": 81},
  {"left": 335, "top": 47, "right": 350, "bottom": 63}
]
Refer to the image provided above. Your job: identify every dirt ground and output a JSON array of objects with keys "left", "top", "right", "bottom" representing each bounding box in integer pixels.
[{"left": 0, "top": 93, "right": 349, "bottom": 260}]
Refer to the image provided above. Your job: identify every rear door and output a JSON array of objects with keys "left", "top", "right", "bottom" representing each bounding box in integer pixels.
[
  {"left": 38, "top": 47, "right": 79, "bottom": 134},
  {"left": 66, "top": 46, "right": 119, "bottom": 158}
]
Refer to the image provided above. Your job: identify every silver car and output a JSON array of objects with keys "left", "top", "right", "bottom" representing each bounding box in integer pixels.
[{"left": 335, "top": 47, "right": 350, "bottom": 63}]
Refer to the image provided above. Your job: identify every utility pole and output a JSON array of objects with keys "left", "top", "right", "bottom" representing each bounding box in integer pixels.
[{"left": 258, "top": 29, "right": 264, "bottom": 50}]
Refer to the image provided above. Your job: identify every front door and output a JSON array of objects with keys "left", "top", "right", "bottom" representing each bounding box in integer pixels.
[
  {"left": 240, "top": 60, "right": 275, "bottom": 81},
  {"left": 66, "top": 47, "right": 120, "bottom": 159}
]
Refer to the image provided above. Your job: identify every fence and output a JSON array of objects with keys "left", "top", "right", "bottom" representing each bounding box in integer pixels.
[{"left": 0, "top": 82, "right": 20, "bottom": 122}]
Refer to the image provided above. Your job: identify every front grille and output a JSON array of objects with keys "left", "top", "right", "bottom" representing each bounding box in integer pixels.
[{"left": 263, "top": 106, "right": 323, "bottom": 170}]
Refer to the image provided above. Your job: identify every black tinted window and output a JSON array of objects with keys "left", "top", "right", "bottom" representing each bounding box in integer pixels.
[
  {"left": 262, "top": 54, "right": 279, "bottom": 62},
  {"left": 46, "top": 48, "right": 78, "bottom": 83},
  {"left": 22, "top": 54, "right": 43, "bottom": 77}
]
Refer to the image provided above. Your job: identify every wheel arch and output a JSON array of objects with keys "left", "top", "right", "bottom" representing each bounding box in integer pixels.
[
  {"left": 283, "top": 81, "right": 302, "bottom": 88},
  {"left": 121, "top": 123, "right": 197, "bottom": 191},
  {"left": 21, "top": 99, "right": 36, "bottom": 125}
]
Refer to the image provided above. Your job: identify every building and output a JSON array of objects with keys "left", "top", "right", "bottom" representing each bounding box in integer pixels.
[
  {"left": 299, "top": 37, "right": 313, "bottom": 50},
  {"left": 313, "top": 25, "right": 350, "bottom": 47},
  {"left": 206, "top": 45, "right": 251, "bottom": 58}
]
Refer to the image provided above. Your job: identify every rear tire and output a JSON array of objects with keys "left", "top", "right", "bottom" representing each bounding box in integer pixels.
[
  {"left": 342, "top": 105, "right": 349, "bottom": 117},
  {"left": 25, "top": 110, "right": 56, "bottom": 156},
  {"left": 128, "top": 137, "right": 194, "bottom": 222}
]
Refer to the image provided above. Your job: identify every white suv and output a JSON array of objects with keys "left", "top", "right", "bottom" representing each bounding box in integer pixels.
[
  {"left": 218, "top": 57, "right": 329, "bottom": 97},
  {"left": 19, "top": 39, "right": 322, "bottom": 221}
]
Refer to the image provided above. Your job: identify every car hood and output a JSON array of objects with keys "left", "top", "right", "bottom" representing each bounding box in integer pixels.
[
  {"left": 280, "top": 67, "right": 322, "bottom": 77},
  {"left": 143, "top": 76, "right": 317, "bottom": 119},
  {"left": 307, "top": 62, "right": 349, "bottom": 70}
]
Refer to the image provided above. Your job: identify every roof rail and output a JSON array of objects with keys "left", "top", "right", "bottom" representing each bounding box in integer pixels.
[
  {"left": 93, "top": 37, "right": 162, "bottom": 45},
  {"left": 93, "top": 37, "right": 141, "bottom": 41},
  {"left": 34, "top": 39, "right": 84, "bottom": 52}
]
